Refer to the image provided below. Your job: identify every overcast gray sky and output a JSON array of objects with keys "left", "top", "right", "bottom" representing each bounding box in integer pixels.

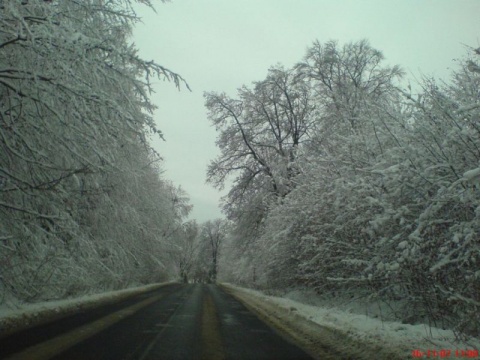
[{"left": 132, "top": 0, "right": 480, "bottom": 223}]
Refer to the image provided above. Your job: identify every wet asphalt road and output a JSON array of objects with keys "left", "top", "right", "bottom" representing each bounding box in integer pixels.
[{"left": 0, "top": 284, "right": 313, "bottom": 360}]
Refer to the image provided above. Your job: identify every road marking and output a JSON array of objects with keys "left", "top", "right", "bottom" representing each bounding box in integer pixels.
[
  {"left": 201, "top": 293, "right": 226, "bottom": 360},
  {"left": 5, "top": 295, "right": 163, "bottom": 360},
  {"left": 137, "top": 297, "right": 185, "bottom": 360},
  {"left": 154, "top": 323, "right": 173, "bottom": 327}
]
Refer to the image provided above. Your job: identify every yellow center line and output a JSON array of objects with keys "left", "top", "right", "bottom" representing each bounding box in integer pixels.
[
  {"left": 5, "top": 295, "right": 163, "bottom": 360},
  {"left": 201, "top": 293, "right": 226, "bottom": 360}
]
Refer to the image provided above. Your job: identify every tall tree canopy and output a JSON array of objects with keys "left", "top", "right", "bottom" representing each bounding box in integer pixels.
[
  {"left": 1, "top": 0, "right": 190, "bottom": 303},
  {"left": 213, "top": 40, "right": 480, "bottom": 337}
]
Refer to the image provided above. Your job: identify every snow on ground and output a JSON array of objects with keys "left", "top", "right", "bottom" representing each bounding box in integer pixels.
[
  {"left": 224, "top": 284, "right": 480, "bottom": 359},
  {"left": 0, "top": 282, "right": 174, "bottom": 337}
]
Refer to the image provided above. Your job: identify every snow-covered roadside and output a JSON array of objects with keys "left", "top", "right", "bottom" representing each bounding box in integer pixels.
[
  {"left": 0, "top": 281, "right": 176, "bottom": 337},
  {"left": 222, "top": 284, "right": 480, "bottom": 360}
]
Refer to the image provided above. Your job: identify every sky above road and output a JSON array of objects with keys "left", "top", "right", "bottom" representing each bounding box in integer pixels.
[{"left": 132, "top": 0, "right": 480, "bottom": 223}]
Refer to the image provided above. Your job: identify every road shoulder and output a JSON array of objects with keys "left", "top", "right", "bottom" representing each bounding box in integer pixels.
[
  {"left": 0, "top": 282, "right": 177, "bottom": 338},
  {"left": 221, "top": 283, "right": 407, "bottom": 360}
]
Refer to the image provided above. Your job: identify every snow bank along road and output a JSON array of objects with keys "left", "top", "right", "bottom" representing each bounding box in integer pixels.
[{"left": 0, "top": 283, "right": 408, "bottom": 359}]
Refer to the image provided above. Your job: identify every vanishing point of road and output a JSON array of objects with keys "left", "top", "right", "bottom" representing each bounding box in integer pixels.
[{"left": 0, "top": 284, "right": 313, "bottom": 360}]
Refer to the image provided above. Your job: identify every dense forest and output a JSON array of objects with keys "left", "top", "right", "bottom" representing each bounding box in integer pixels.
[
  {"left": 0, "top": 0, "right": 231, "bottom": 308},
  {"left": 0, "top": 0, "right": 198, "bottom": 304},
  {"left": 210, "top": 40, "right": 480, "bottom": 337}
]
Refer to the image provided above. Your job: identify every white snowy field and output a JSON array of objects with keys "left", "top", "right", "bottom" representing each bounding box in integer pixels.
[
  {"left": 0, "top": 282, "right": 175, "bottom": 336},
  {"left": 224, "top": 284, "right": 480, "bottom": 359}
]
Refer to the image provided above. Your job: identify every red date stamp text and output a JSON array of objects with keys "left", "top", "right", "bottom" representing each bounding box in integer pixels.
[{"left": 412, "top": 349, "right": 479, "bottom": 358}]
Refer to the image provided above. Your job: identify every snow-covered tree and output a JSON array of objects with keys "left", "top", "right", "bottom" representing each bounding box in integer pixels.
[
  {"left": 0, "top": 0, "right": 190, "bottom": 304},
  {"left": 212, "top": 41, "right": 480, "bottom": 337},
  {"left": 168, "top": 220, "right": 200, "bottom": 283},
  {"left": 205, "top": 66, "right": 315, "bottom": 199},
  {"left": 195, "top": 219, "right": 229, "bottom": 283},
  {"left": 205, "top": 67, "right": 316, "bottom": 277}
]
